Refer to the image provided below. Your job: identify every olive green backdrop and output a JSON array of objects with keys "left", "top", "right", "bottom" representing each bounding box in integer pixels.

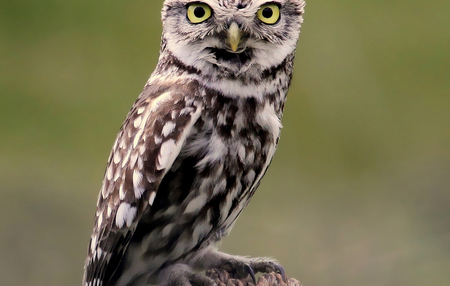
[{"left": 1, "top": 1, "right": 449, "bottom": 285}]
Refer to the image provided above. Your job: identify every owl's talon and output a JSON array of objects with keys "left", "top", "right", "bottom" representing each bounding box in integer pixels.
[
  {"left": 244, "top": 264, "right": 257, "bottom": 284},
  {"left": 274, "top": 263, "right": 286, "bottom": 281}
]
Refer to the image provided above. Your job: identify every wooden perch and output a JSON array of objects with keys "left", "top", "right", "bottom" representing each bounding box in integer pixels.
[{"left": 206, "top": 269, "right": 301, "bottom": 286}]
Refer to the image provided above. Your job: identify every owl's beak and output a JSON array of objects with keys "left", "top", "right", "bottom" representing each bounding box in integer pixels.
[{"left": 227, "top": 22, "right": 242, "bottom": 52}]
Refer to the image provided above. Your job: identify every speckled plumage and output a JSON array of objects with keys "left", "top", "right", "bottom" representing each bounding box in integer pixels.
[{"left": 83, "top": 1, "right": 305, "bottom": 285}]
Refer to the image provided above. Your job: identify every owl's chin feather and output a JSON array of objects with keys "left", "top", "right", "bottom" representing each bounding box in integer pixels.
[{"left": 208, "top": 48, "right": 253, "bottom": 69}]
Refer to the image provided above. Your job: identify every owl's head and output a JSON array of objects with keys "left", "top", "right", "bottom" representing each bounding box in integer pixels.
[{"left": 160, "top": 0, "right": 305, "bottom": 77}]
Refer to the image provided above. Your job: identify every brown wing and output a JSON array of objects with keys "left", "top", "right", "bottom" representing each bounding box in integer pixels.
[{"left": 83, "top": 83, "right": 203, "bottom": 286}]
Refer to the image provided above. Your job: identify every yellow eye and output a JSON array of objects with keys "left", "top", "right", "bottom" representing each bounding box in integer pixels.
[
  {"left": 257, "top": 4, "right": 280, "bottom": 24},
  {"left": 187, "top": 3, "right": 212, "bottom": 24}
]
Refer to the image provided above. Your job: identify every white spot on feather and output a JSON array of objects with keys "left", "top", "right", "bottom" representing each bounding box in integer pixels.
[
  {"left": 149, "top": 91, "right": 173, "bottom": 112},
  {"left": 129, "top": 152, "right": 139, "bottom": 168},
  {"left": 119, "top": 184, "right": 125, "bottom": 200},
  {"left": 97, "top": 212, "right": 103, "bottom": 228},
  {"left": 217, "top": 111, "right": 226, "bottom": 125},
  {"left": 180, "top": 107, "right": 193, "bottom": 116},
  {"left": 122, "top": 149, "right": 132, "bottom": 168},
  {"left": 133, "top": 133, "right": 141, "bottom": 149},
  {"left": 138, "top": 144, "right": 146, "bottom": 155},
  {"left": 106, "top": 164, "right": 114, "bottom": 180},
  {"left": 245, "top": 169, "right": 256, "bottom": 184},
  {"left": 112, "top": 137, "right": 119, "bottom": 150},
  {"left": 115, "top": 203, "right": 137, "bottom": 228},
  {"left": 113, "top": 168, "right": 120, "bottom": 182},
  {"left": 100, "top": 185, "right": 107, "bottom": 199},
  {"left": 137, "top": 158, "right": 144, "bottom": 170},
  {"left": 96, "top": 248, "right": 103, "bottom": 260},
  {"left": 119, "top": 138, "right": 127, "bottom": 150},
  {"left": 90, "top": 235, "right": 98, "bottom": 251},
  {"left": 133, "top": 170, "right": 145, "bottom": 199},
  {"left": 162, "top": 223, "right": 174, "bottom": 237},
  {"left": 162, "top": 121, "right": 176, "bottom": 137},
  {"left": 149, "top": 191, "right": 156, "bottom": 206},
  {"left": 256, "top": 102, "right": 282, "bottom": 142},
  {"left": 146, "top": 173, "right": 156, "bottom": 184},
  {"left": 137, "top": 106, "right": 146, "bottom": 115},
  {"left": 185, "top": 193, "right": 208, "bottom": 214},
  {"left": 154, "top": 135, "right": 163, "bottom": 145},
  {"left": 198, "top": 179, "right": 211, "bottom": 193},
  {"left": 157, "top": 139, "right": 177, "bottom": 170},
  {"left": 213, "top": 177, "right": 227, "bottom": 196},
  {"left": 238, "top": 145, "right": 246, "bottom": 163},
  {"left": 134, "top": 116, "right": 142, "bottom": 128}
]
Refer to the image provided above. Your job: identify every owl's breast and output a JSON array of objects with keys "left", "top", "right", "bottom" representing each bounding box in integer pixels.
[{"left": 177, "top": 94, "right": 282, "bottom": 235}]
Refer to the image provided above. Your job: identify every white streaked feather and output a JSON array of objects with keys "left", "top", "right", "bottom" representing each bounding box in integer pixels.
[
  {"left": 157, "top": 139, "right": 177, "bottom": 170},
  {"left": 107, "top": 204, "right": 112, "bottom": 217},
  {"left": 137, "top": 106, "right": 146, "bottom": 115},
  {"left": 256, "top": 102, "right": 282, "bottom": 142},
  {"left": 113, "top": 167, "right": 121, "bottom": 182},
  {"left": 161, "top": 223, "right": 174, "bottom": 237},
  {"left": 97, "top": 212, "right": 103, "bottom": 228},
  {"left": 133, "top": 116, "right": 142, "bottom": 128},
  {"left": 184, "top": 193, "right": 208, "bottom": 214},
  {"left": 133, "top": 169, "right": 145, "bottom": 199},
  {"left": 149, "top": 191, "right": 156, "bottom": 206},
  {"left": 90, "top": 235, "right": 98, "bottom": 251},
  {"left": 122, "top": 149, "right": 132, "bottom": 168},
  {"left": 119, "top": 184, "right": 125, "bottom": 200},
  {"left": 106, "top": 164, "right": 114, "bottom": 180},
  {"left": 212, "top": 177, "right": 227, "bottom": 196},
  {"left": 115, "top": 203, "right": 137, "bottom": 228},
  {"left": 129, "top": 152, "right": 139, "bottom": 168},
  {"left": 162, "top": 121, "right": 176, "bottom": 137}
]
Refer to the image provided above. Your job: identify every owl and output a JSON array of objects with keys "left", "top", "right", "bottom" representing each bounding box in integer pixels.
[{"left": 83, "top": 0, "right": 305, "bottom": 285}]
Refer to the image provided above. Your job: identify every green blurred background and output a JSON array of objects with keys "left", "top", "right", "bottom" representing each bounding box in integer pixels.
[{"left": 1, "top": 0, "right": 449, "bottom": 285}]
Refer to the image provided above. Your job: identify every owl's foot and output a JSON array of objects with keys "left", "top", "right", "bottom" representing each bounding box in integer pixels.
[
  {"left": 206, "top": 268, "right": 299, "bottom": 286},
  {"left": 196, "top": 250, "right": 286, "bottom": 284},
  {"left": 158, "top": 263, "right": 216, "bottom": 286},
  {"left": 219, "top": 256, "right": 286, "bottom": 283}
]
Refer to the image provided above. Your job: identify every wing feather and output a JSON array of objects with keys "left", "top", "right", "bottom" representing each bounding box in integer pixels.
[{"left": 83, "top": 83, "right": 203, "bottom": 286}]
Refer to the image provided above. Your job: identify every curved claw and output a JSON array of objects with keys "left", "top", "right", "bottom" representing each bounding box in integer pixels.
[
  {"left": 273, "top": 263, "right": 286, "bottom": 281},
  {"left": 244, "top": 264, "right": 257, "bottom": 284}
]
